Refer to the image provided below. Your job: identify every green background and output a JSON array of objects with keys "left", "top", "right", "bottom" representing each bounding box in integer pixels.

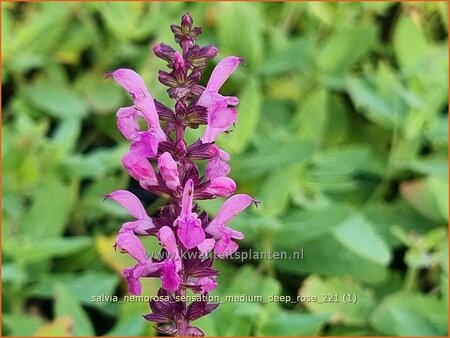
[{"left": 2, "top": 1, "right": 448, "bottom": 336}]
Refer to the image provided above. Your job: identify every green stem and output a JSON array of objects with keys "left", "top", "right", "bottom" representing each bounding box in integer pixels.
[{"left": 404, "top": 266, "right": 418, "bottom": 293}]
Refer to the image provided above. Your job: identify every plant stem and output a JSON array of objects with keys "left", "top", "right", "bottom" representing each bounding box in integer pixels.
[{"left": 404, "top": 266, "right": 418, "bottom": 293}]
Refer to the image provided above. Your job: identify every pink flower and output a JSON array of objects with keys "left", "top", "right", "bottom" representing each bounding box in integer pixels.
[
  {"left": 115, "top": 232, "right": 159, "bottom": 295},
  {"left": 174, "top": 180, "right": 205, "bottom": 249},
  {"left": 194, "top": 277, "right": 217, "bottom": 294},
  {"left": 158, "top": 226, "right": 182, "bottom": 291},
  {"left": 158, "top": 152, "right": 180, "bottom": 191},
  {"left": 205, "top": 194, "right": 253, "bottom": 255},
  {"left": 108, "top": 69, "right": 167, "bottom": 158},
  {"left": 121, "top": 152, "right": 158, "bottom": 189},
  {"left": 206, "top": 149, "right": 231, "bottom": 180},
  {"left": 204, "top": 176, "right": 236, "bottom": 197},
  {"left": 197, "top": 56, "right": 243, "bottom": 143},
  {"left": 105, "top": 190, "right": 154, "bottom": 234}
]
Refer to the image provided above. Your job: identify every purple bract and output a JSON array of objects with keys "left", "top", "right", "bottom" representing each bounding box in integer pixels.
[{"left": 104, "top": 13, "right": 256, "bottom": 336}]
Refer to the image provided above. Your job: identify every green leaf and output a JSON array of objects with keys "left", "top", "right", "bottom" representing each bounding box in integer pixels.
[
  {"left": 301, "top": 275, "right": 376, "bottom": 326},
  {"left": 106, "top": 301, "right": 151, "bottom": 336},
  {"left": 32, "top": 272, "right": 119, "bottom": 307},
  {"left": 274, "top": 206, "right": 350, "bottom": 246},
  {"left": 393, "top": 15, "right": 428, "bottom": 71},
  {"left": 2, "top": 313, "right": 44, "bottom": 336},
  {"left": 24, "top": 84, "right": 88, "bottom": 118},
  {"left": 363, "top": 200, "right": 440, "bottom": 248},
  {"left": 51, "top": 116, "right": 82, "bottom": 154},
  {"left": 312, "top": 145, "right": 370, "bottom": 176},
  {"left": 400, "top": 176, "right": 448, "bottom": 222},
  {"left": 294, "top": 89, "right": 328, "bottom": 143},
  {"left": 77, "top": 73, "right": 124, "bottom": 114},
  {"left": 4, "top": 237, "right": 92, "bottom": 263},
  {"left": 218, "top": 78, "right": 262, "bottom": 154},
  {"left": 258, "top": 166, "right": 298, "bottom": 217},
  {"left": 20, "top": 177, "right": 74, "bottom": 239},
  {"left": 275, "top": 234, "right": 388, "bottom": 283},
  {"left": 371, "top": 292, "right": 448, "bottom": 335},
  {"left": 346, "top": 76, "right": 396, "bottom": 129},
  {"left": 317, "top": 26, "right": 376, "bottom": 74},
  {"left": 203, "top": 265, "right": 281, "bottom": 336},
  {"left": 54, "top": 283, "right": 95, "bottom": 336},
  {"left": 257, "top": 310, "right": 328, "bottom": 336},
  {"left": 262, "top": 37, "right": 312, "bottom": 76},
  {"left": 333, "top": 214, "right": 391, "bottom": 265},
  {"left": 230, "top": 141, "right": 315, "bottom": 179},
  {"left": 217, "top": 2, "right": 264, "bottom": 68}
]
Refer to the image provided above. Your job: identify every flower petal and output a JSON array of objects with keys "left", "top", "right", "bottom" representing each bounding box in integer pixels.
[
  {"left": 158, "top": 226, "right": 179, "bottom": 255},
  {"left": 197, "top": 238, "right": 216, "bottom": 255},
  {"left": 177, "top": 218, "right": 205, "bottom": 249},
  {"left": 204, "top": 177, "right": 236, "bottom": 197},
  {"left": 109, "top": 69, "right": 166, "bottom": 141},
  {"left": 205, "top": 56, "right": 243, "bottom": 92},
  {"left": 116, "top": 232, "right": 147, "bottom": 263},
  {"left": 117, "top": 107, "right": 140, "bottom": 140},
  {"left": 181, "top": 179, "right": 195, "bottom": 218},
  {"left": 206, "top": 155, "right": 231, "bottom": 180},
  {"left": 122, "top": 267, "right": 143, "bottom": 295},
  {"left": 194, "top": 277, "right": 217, "bottom": 294},
  {"left": 205, "top": 194, "right": 252, "bottom": 236},
  {"left": 214, "top": 232, "right": 238, "bottom": 256},
  {"left": 209, "top": 105, "right": 237, "bottom": 129},
  {"left": 161, "top": 260, "right": 181, "bottom": 291},
  {"left": 130, "top": 131, "right": 159, "bottom": 158},
  {"left": 106, "top": 190, "right": 148, "bottom": 220},
  {"left": 122, "top": 152, "right": 157, "bottom": 186},
  {"left": 158, "top": 152, "right": 180, "bottom": 191}
]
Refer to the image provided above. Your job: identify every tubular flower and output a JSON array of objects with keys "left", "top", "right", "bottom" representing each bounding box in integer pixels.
[{"left": 104, "top": 13, "right": 256, "bottom": 337}]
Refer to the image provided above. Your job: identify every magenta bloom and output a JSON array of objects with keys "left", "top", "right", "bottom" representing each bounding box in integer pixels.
[
  {"left": 105, "top": 13, "right": 256, "bottom": 336},
  {"left": 175, "top": 179, "right": 205, "bottom": 249}
]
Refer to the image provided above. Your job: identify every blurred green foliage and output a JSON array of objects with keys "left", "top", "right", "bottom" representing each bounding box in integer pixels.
[{"left": 2, "top": 1, "right": 448, "bottom": 336}]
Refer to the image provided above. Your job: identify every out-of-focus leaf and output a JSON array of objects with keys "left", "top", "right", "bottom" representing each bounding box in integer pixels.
[
  {"left": 258, "top": 166, "right": 298, "bottom": 217},
  {"left": 106, "top": 301, "right": 152, "bottom": 336},
  {"left": 217, "top": 2, "right": 264, "bottom": 68},
  {"left": 393, "top": 15, "right": 428, "bottom": 71},
  {"left": 24, "top": 84, "right": 88, "bottom": 118},
  {"left": 301, "top": 275, "right": 376, "bottom": 325},
  {"left": 32, "top": 272, "right": 119, "bottom": 306},
  {"left": 231, "top": 141, "right": 315, "bottom": 179},
  {"left": 201, "top": 265, "right": 281, "bottom": 336},
  {"left": 35, "top": 316, "right": 74, "bottom": 337},
  {"left": 54, "top": 283, "right": 95, "bottom": 336},
  {"left": 52, "top": 116, "right": 82, "bottom": 154},
  {"left": 2, "top": 313, "right": 44, "bottom": 336},
  {"left": 333, "top": 215, "right": 391, "bottom": 265},
  {"left": 273, "top": 206, "right": 350, "bottom": 246},
  {"left": 62, "top": 145, "right": 127, "bottom": 179},
  {"left": 262, "top": 37, "right": 312, "bottom": 76},
  {"left": 257, "top": 310, "right": 328, "bottom": 336},
  {"left": 1, "top": 263, "right": 28, "bottom": 284},
  {"left": 370, "top": 292, "right": 448, "bottom": 335},
  {"left": 317, "top": 26, "right": 376, "bottom": 74},
  {"left": 400, "top": 176, "right": 448, "bottom": 222},
  {"left": 346, "top": 76, "right": 397, "bottom": 129},
  {"left": 20, "top": 177, "right": 74, "bottom": 239},
  {"left": 275, "top": 234, "right": 388, "bottom": 283},
  {"left": 77, "top": 73, "right": 124, "bottom": 114},
  {"left": 4, "top": 237, "right": 92, "bottom": 263},
  {"left": 312, "top": 145, "right": 370, "bottom": 176},
  {"left": 363, "top": 200, "right": 440, "bottom": 248},
  {"left": 295, "top": 89, "right": 328, "bottom": 144}
]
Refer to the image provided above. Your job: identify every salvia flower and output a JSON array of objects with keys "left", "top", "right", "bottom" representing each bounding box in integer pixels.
[{"left": 105, "top": 13, "right": 256, "bottom": 337}]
